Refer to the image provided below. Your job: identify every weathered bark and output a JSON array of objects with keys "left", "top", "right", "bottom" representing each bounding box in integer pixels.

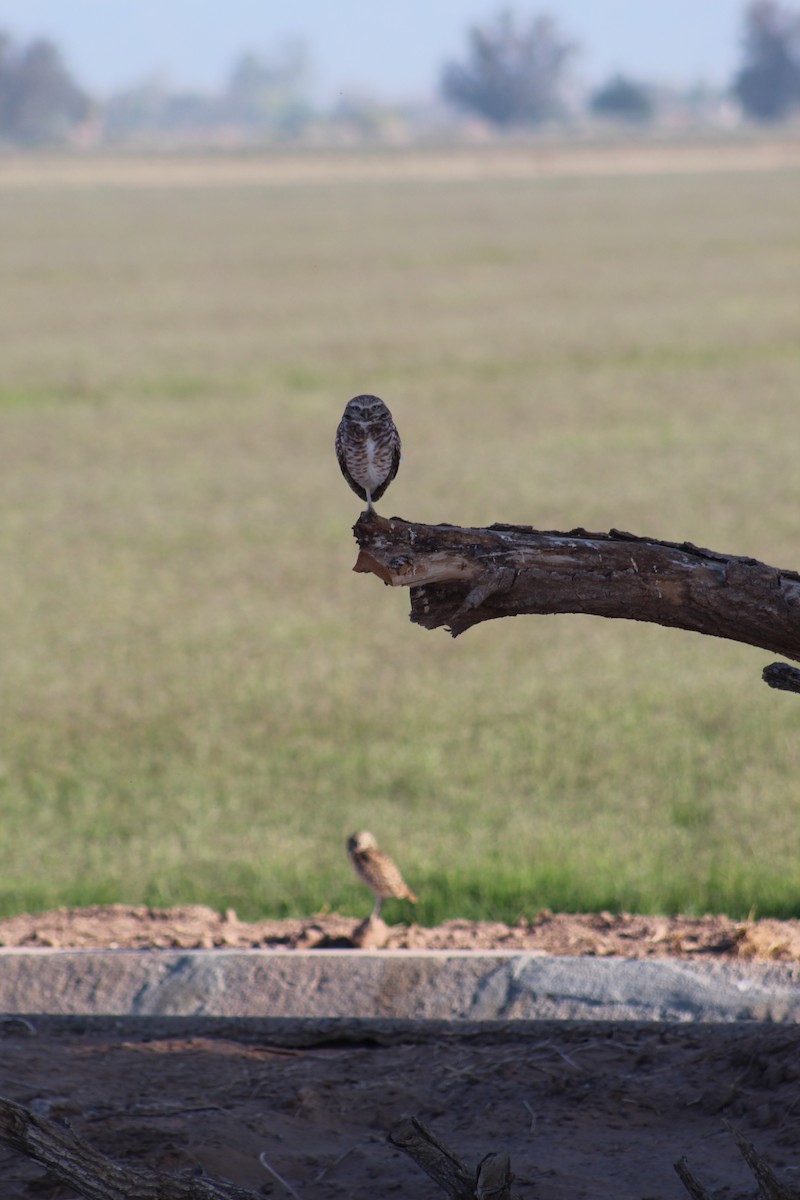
[
  {"left": 353, "top": 514, "right": 800, "bottom": 672},
  {"left": 763, "top": 662, "right": 800, "bottom": 694},
  {"left": 389, "top": 1117, "right": 520, "bottom": 1199},
  {"left": 673, "top": 1157, "right": 715, "bottom": 1200},
  {"left": 675, "top": 1123, "right": 799, "bottom": 1200},
  {"left": 0, "top": 1096, "right": 258, "bottom": 1200},
  {"left": 725, "top": 1121, "right": 798, "bottom": 1200}
]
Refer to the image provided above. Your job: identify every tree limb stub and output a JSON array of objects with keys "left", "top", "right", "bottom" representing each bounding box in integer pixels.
[
  {"left": 388, "top": 1117, "right": 521, "bottom": 1200},
  {"left": 763, "top": 662, "right": 800, "bottom": 694},
  {"left": 389, "top": 1117, "right": 475, "bottom": 1198},
  {"left": 724, "top": 1120, "right": 798, "bottom": 1200},
  {"left": 675, "top": 1123, "right": 798, "bottom": 1200},
  {"left": 353, "top": 514, "right": 800, "bottom": 667},
  {"left": 0, "top": 1096, "right": 259, "bottom": 1200}
]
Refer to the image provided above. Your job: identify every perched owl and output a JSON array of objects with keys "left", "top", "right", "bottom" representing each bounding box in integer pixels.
[
  {"left": 347, "top": 830, "right": 417, "bottom": 919},
  {"left": 335, "top": 395, "right": 401, "bottom": 512}
]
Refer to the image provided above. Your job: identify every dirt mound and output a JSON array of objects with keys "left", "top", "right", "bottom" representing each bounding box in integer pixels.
[{"left": 2, "top": 902, "right": 800, "bottom": 960}]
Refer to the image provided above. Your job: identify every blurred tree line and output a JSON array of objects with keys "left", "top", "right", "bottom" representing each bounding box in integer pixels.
[
  {"left": 0, "top": 33, "right": 92, "bottom": 144},
  {"left": 441, "top": 2, "right": 800, "bottom": 127},
  {"left": 0, "top": 2, "right": 799, "bottom": 148},
  {"left": 103, "top": 40, "right": 313, "bottom": 141},
  {"left": 733, "top": 0, "right": 800, "bottom": 118}
]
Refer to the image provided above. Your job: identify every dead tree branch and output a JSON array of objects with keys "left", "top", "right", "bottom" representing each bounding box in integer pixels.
[
  {"left": 763, "top": 662, "right": 800, "bottom": 694},
  {"left": 353, "top": 514, "right": 800, "bottom": 677},
  {"left": 725, "top": 1120, "right": 798, "bottom": 1200},
  {"left": 673, "top": 1157, "right": 715, "bottom": 1200},
  {"left": 675, "top": 1122, "right": 799, "bottom": 1200},
  {"left": 0, "top": 1096, "right": 259, "bottom": 1200},
  {"left": 389, "top": 1117, "right": 521, "bottom": 1199}
]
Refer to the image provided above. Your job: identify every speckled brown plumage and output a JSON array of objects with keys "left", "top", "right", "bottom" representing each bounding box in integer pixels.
[
  {"left": 347, "top": 830, "right": 417, "bottom": 918},
  {"left": 335, "top": 394, "right": 401, "bottom": 511}
]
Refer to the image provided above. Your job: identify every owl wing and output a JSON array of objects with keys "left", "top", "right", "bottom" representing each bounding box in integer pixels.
[
  {"left": 374, "top": 850, "right": 417, "bottom": 901},
  {"left": 335, "top": 418, "right": 368, "bottom": 502},
  {"left": 370, "top": 433, "right": 402, "bottom": 502}
]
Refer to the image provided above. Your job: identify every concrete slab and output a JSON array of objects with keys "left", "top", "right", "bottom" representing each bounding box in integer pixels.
[{"left": 1, "top": 948, "right": 799, "bottom": 1022}]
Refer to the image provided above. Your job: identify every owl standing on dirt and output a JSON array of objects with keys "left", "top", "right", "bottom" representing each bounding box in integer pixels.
[
  {"left": 335, "top": 394, "right": 401, "bottom": 512},
  {"left": 347, "top": 830, "right": 417, "bottom": 919}
]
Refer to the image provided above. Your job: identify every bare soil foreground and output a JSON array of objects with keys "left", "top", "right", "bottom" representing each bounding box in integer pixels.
[{"left": 3, "top": 906, "right": 800, "bottom": 1198}]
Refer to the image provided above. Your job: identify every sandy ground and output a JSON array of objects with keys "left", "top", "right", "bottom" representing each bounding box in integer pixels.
[{"left": 3, "top": 906, "right": 800, "bottom": 1198}]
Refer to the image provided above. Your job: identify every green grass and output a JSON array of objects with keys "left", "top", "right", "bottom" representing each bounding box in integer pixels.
[{"left": 1, "top": 156, "right": 800, "bottom": 921}]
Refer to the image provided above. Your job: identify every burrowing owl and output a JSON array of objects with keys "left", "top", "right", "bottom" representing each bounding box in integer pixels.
[
  {"left": 335, "top": 395, "right": 401, "bottom": 512},
  {"left": 347, "top": 830, "right": 417, "bottom": 919}
]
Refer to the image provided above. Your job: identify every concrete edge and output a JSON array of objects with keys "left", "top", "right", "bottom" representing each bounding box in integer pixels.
[{"left": 1, "top": 949, "right": 798, "bottom": 1023}]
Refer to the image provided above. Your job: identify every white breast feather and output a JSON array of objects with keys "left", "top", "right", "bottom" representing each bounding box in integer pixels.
[{"left": 363, "top": 435, "right": 384, "bottom": 489}]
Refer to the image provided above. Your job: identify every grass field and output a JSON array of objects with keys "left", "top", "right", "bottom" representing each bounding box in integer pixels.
[{"left": 1, "top": 149, "right": 799, "bottom": 922}]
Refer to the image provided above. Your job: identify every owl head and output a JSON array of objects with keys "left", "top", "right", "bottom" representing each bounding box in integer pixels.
[
  {"left": 344, "top": 395, "right": 388, "bottom": 422},
  {"left": 347, "top": 830, "right": 378, "bottom": 854}
]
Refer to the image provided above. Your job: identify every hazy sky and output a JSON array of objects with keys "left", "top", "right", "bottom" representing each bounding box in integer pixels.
[{"left": 0, "top": 1, "right": 748, "bottom": 100}]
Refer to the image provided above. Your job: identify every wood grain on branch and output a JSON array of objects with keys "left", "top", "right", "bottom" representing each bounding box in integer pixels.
[
  {"left": 389, "top": 1117, "right": 475, "bottom": 1198},
  {"left": 389, "top": 1117, "right": 520, "bottom": 1199},
  {"left": 675, "top": 1123, "right": 799, "bottom": 1200},
  {"left": 353, "top": 514, "right": 800, "bottom": 668},
  {"left": 724, "top": 1121, "right": 798, "bottom": 1200},
  {"left": 0, "top": 1096, "right": 259, "bottom": 1200}
]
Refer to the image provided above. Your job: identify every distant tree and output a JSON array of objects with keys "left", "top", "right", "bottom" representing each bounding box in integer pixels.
[
  {"left": 332, "top": 92, "right": 406, "bottom": 140},
  {"left": 103, "top": 77, "right": 167, "bottom": 137},
  {"left": 441, "top": 8, "right": 577, "bottom": 126},
  {"left": 104, "top": 41, "right": 315, "bottom": 142},
  {"left": 589, "top": 74, "right": 654, "bottom": 123},
  {"left": 223, "top": 41, "right": 313, "bottom": 136},
  {"left": 0, "top": 34, "right": 91, "bottom": 144},
  {"left": 733, "top": 0, "right": 800, "bottom": 121},
  {"left": 104, "top": 77, "right": 219, "bottom": 138}
]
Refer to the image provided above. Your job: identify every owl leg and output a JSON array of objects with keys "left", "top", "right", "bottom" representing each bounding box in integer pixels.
[
  {"left": 371, "top": 895, "right": 383, "bottom": 920},
  {"left": 365, "top": 488, "right": 374, "bottom": 513}
]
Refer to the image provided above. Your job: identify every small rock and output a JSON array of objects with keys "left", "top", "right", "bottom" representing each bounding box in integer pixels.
[{"left": 351, "top": 915, "right": 390, "bottom": 949}]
